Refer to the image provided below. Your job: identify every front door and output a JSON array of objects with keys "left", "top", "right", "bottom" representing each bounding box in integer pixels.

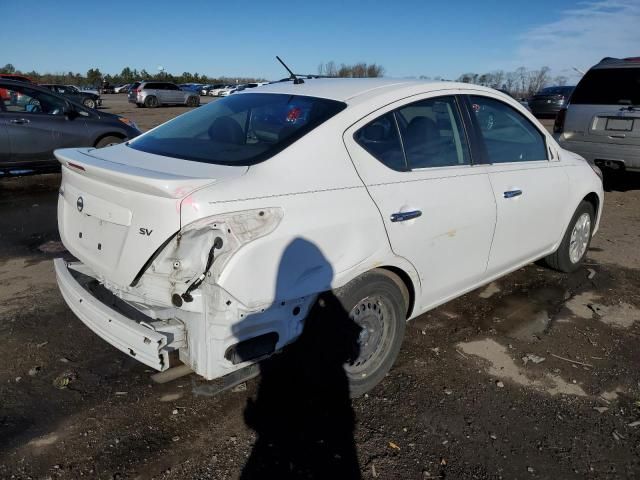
[
  {"left": 465, "top": 95, "right": 569, "bottom": 275},
  {"left": 0, "top": 83, "right": 87, "bottom": 166},
  {"left": 345, "top": 93, "right": 497, "bottom": 311}
]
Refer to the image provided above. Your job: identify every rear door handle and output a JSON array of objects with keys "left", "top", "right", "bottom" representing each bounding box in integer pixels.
[
  {"left": 503, "top": 189, "right": 522, "bottom": 199},
  {"left": 9, "top": 118, "right": 30, "bottom": 125},
  {"left": 390, "top": 210, "right": 422, "bottom": 222}
]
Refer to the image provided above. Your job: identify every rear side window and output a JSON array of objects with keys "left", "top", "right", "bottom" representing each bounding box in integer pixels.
[
  {"left": 571, "top": 68, "right": 640, "bottom": 105},
  {"left": 355, "top": 96, "right": 470, "bottom": 171},
  {"left": 129, "top": 93, "right": 346, "bottom": 165},
  {"left": 469, "top": 96, "right": 547, "bottom": 163}
]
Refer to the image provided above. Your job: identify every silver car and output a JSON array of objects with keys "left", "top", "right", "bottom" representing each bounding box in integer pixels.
[
  {"left": 557, "top": 57, "right": 640, "bottom": 172},
  {"left": 127, "top": 81, "right": 200, "bottom": 108}
]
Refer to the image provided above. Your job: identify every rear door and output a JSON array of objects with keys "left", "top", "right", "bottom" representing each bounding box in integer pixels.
[
  {"left": 565, "top": 67, "right": 640, "bottom": 148},
  {"left": 465, "top": 94, "right": 569, "bottom": 275},
  {"left": 344, "top": 92, "right": 497, "bottom": 310}
]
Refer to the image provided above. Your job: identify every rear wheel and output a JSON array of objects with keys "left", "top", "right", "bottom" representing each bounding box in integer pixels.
[
  {"left": 187, "top": 96, "right": 199, "bottom": 107},
  {"left": 545, "top": 200, "right": 595, "bottom": 272},
  {"left": 144, "top": 96, "right": 158, "bottom": 108},
  {"left": 334, "top": 269, "right": 407, "bottom": 397},
  {"left": 83, "top": 98, "right": 96, "bottom": 109},
  {"left": 95, "top": 136, "right": 123, "bottom": 148}
]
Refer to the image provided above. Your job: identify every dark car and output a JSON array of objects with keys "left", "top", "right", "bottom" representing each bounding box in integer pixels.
[
  {"left": 529, "top": 86, "right": 575, "bottom": 118},
  {"left": 41, "top": 84, "right": 102, "bottom": 109},
  {"left": 0, "top": 80, "right": 141, "bottom": 175}
]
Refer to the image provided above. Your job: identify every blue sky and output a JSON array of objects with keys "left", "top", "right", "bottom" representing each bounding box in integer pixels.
[{"left": 2, "top": 0, "right": 639, "bottom": 81}]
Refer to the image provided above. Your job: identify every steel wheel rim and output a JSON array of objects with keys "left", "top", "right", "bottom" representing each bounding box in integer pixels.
[
  {"left": 569, "top": 212, "right": 591, "bottom": 263},
  {"left": 344, "top": 295, "right": 393, "bottom": 376}
]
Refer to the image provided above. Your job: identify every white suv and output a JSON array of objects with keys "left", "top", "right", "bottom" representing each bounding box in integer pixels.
[{"left": 54, "top": 78, "right": 603, "bottom": 395}]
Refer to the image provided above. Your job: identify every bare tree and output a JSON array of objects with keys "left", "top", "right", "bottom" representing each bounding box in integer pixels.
[{"left": 553, "top": 75, "right": 568, "bottom": 86}]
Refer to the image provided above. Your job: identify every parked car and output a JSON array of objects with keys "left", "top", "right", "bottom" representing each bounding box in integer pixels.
[
  {"left": 74, "top": 85, "right": 100, "bottom": 96},
  {"left": 114, "top": 84, "right": 130, "bottom": 94},
  {"left": 179, "top": 83, "right": 204, "bottom": 93},
  {"left": 128, "top": 81, "right": 200, "bottom": 108},
  {"left": 0, "top": 79, "right": 140, "bottom": 175},
  {"left": 100, "top": 81, "right": 115, "bottom": 94},
  {"left": 53, "top": 78, "right": 603, "bottom": 396},
  {"left": 219, "top": 85, "right": 244, "bottom": 97},
  {"left": 202, "top": 84, "right": 224, "bottom": 96},
  {"left": 556, "top": 57, "right": 640, "bottom": 173},
  {"left": 528, "top": 86, "right": 575, "bottom": 118},
  {"left": 41, "top": 84, "right": 102, "bottom": 109}
]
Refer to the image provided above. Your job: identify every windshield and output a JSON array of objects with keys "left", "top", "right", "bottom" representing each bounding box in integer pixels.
[
  {"left": 571, "top": 68, "right": 640, "bottom": 106},
  {"left": 129, "top": 93, "right": 346, "bottom": 165}
]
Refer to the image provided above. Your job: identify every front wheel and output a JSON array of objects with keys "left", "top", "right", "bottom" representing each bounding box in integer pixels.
[
  {"left": 545, "top": 200, "right": 595, "bottom": 272},
  {"left": 334, "top": 269, "right": 407, "bottom": 397},
  {"left": 95, "top": 136, "right": 123, "bottom": 148},
  {"left": 83, "top": 98, "right": 96, "bottom": 109},
  {"left": 187, "top": 96, "right": 199, "bottom": 107}
]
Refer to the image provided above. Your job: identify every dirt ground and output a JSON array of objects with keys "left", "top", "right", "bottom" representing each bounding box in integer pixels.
[{"left": 0, "top": 97, "right": 638, "bottom": 479}]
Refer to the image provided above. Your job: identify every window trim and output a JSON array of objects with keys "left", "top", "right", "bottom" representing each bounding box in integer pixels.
[
  {"left": 460, "top": 94, "right": 550, "bottom": 165},
  {"left": 353, "top": 94, "right": 476, "bottom": 172}
]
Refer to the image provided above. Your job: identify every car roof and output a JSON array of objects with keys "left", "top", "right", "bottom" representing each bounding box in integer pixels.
[
  {"left": 239, "top": 77, "right": 496, "bottom": 104},
  {"left": 594, "top": 57, "right": 640, "bottom": 69}
]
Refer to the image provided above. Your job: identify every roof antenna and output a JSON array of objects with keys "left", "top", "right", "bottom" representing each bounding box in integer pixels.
[{"left": 276, "top": 56, "right": 304, "bottom": 84}]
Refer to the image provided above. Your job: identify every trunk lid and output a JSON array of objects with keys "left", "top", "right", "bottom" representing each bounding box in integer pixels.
[
  {"left": 56, "top": 145, "right": 247, "bottom": 287},
  {"left": 564, "top": 104, "right": 640, "bottom": 146}
]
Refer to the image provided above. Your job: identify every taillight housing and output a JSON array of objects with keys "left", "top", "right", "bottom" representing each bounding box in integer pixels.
[{"left": 554, "top": 107, "right": 567, "bottom": 134}]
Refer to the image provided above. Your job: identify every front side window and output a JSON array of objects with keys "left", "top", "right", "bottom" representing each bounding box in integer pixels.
[
  {"left": 469, "top": 96, "right": 547, "bottom": 163},
  {"left": 355, "top": 95, "right": 470, "bottom": 171},
  {"left": 129, "top": 93, "right": 346, "bottom": 165},
  {"left": 0, "top": 85, "right": 66, "bottom": 115}
]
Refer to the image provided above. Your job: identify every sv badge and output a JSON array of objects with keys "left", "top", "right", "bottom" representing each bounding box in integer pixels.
[{"left": 139, "top": 228, "right": 153, "bottom": 236}]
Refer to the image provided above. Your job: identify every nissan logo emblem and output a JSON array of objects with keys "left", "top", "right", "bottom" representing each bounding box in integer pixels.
[{"left": 77, "top": 196, "right": 84, "bottom": 212}]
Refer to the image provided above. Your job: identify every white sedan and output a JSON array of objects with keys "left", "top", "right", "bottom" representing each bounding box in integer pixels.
[{"left": 53, "top": 78, "right": 603, "bottom": 396}]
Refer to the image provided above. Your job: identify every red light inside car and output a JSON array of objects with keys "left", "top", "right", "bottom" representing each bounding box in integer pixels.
[{"left": 286, "top": 107, "right": 302, "bottom": 123}]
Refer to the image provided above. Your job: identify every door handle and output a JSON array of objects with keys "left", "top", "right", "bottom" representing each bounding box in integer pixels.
[
  {"left": 503, "top": 189, "right": 522, "bottom": 199},
  {"left": 9, "top": 118, "right": 30, "bottom": 125},
  {"left": 390, "top": 210, "right": 422, "bottom": 222}
]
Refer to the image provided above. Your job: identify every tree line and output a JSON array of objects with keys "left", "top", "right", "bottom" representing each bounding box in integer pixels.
[
  {"left": 0, "top": 63, "right": 265, "bottom": 86},
  {"left": 453, "top": 67, "right": 568, "bottom": 98},
  {"left": 1, "top": 62, "right": 569, "bottom": 96},
  {"left": 317, "top": 61, "right": 385, "bottom": 78}
]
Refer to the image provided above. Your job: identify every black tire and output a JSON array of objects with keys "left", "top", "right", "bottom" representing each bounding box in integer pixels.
[
  {"left": 83, "top": 98, "right": 96, "bottom": 109},
  {"left": 187, "top": 96, "right": 199, "bottom": 107},
  {"left": 144, "top": 96, "right": 158, "bottom": 108},
  {"left": 136, "top": 103, "right": 143, "bottom": 108},
  {"left": 333, "top": 269, "right": 407, "bottom": 397},
  {"left": 545, "top": 200, "right": 595, "bottom": 272},
  {"left": 95, "top": 136, "right": 123, "bottom": 148}
]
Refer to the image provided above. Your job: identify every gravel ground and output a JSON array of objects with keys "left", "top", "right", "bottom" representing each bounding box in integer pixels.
[{"left": 0, "top": 98, "right": 638, "bottom": 479}]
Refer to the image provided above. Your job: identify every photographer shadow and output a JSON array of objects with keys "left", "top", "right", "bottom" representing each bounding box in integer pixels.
[{"left": 238, "top": 238, "right": 363, "bottom": 480}]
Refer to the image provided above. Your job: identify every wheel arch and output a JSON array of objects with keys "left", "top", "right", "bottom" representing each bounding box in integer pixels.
[
  {"left": 583, "top": 191, "right": 600, "bottom": 222},
  {"left": 375, "top": 265, "right": 417, "bottom": 320}
]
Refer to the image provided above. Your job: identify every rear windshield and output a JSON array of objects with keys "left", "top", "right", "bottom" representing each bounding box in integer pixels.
[
  {"left": 571, "top": 68, "right": 640, "bottom": 105},
  {"left": 129, "top": 93, "right": 346, "bottom": 165},
  {"left": 537, "top": 86, "right": 574, "bottom": 96}
]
